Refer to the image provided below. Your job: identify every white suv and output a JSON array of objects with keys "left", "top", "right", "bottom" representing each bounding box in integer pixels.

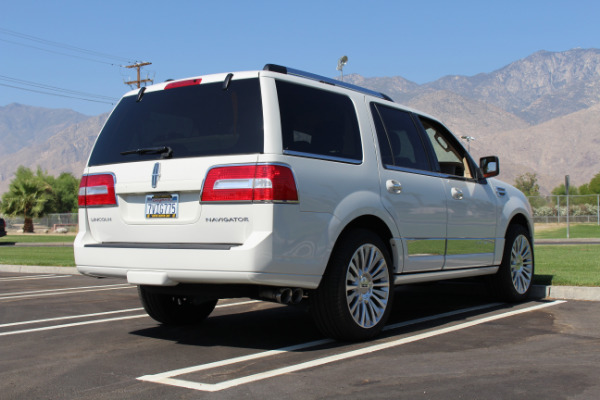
[{"left": 75, "top": 64, "right": 534, "bottom": 341}]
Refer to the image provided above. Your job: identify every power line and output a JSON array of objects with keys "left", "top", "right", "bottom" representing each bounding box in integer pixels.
[
  {"left": 0, "top": 38, "right": 122, "bottom": 67},
  {"left": 0, "top": 74, "right": 119, "bottom": 105},
  {"left": 0, "top": 27, "right": 134, "bottom": 64},
  {"left": 0, "top": 75, "right": 119, "bottom": 101},
  {"left": 0, "top": 83, "right": 116, "bottom": 105}
]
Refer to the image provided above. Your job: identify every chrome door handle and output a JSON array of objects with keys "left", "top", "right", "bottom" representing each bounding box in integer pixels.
[
  {"left": 451, "top": 187, "right": 464, "bottom": 200},
  {"left": 386, "top": 180, "right": 402, "bottom": 194}
]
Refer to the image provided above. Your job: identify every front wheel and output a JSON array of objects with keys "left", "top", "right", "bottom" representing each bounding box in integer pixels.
[
  {"left": 490, "top": 225, "right": 535, "bottom": 302},
  {"left": 138, "top": 286, "right": 218, "bottom": 325},
  {"left": 310, "top": 229, "right": 394, "bottom": 341}
]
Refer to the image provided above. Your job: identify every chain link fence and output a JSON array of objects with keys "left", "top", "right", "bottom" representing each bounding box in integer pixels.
[
  {"left": 528, "top": 195, "right": 600, "bottom": 224},
  {"left": 0, "top": 213, "right": 78, "bottom": 233}
]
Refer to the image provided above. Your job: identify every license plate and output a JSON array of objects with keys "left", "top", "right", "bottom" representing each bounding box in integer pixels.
[{"left": 145, "top": 194, "right": 179, "bottom": 219}]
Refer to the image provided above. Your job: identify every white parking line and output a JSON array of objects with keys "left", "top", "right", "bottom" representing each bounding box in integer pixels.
[
  {"left": 0, "top": 283, "right": 134, "bottom": 300},
  {"left": 0, "top": 314, "right": 150, "bottom": 337},
  {"left": 0, "top": 300, "right": 260, "bottom": 337},
  {"left": 0, "top": 274, "right": 72, "bottom": 282},
  {"left": 0, "top": 307, "right": 145, "bottom": 328},
  {"left": 138, "top": 300, "right": 566, "bottom": 392}
]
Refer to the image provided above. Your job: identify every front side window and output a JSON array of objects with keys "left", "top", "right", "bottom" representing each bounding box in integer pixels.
[
  {"left": 419, "top": 117, "right": 474, "bottom": 179},
  {"left": 88, "top": 78, "right": 264, "bottom": 166},
  {"left": 371, "top": 103, "right": 431, "bottom": 171},
  {"left": 276, "top": 80, "right": 362, "bottom": 162}
]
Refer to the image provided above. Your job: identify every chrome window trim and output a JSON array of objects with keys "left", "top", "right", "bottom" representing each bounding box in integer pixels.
[{"left": 283, "top": 150, "right": 363, "bottom": 165}]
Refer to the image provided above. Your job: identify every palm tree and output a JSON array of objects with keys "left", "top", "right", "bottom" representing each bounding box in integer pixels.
[{"left": 0, "top": 167, "right": 52, "bottom": 233}]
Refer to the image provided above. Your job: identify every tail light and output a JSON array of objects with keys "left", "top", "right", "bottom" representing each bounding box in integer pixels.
[
  {"left": 165, "top": 78, "right": 202, "bottom": 90},
  {"left": 201, "top": 164, "right": 298, "bottom": 203},
  {"left": 78, "top": 174, "right": 117, "bottom": 207}
]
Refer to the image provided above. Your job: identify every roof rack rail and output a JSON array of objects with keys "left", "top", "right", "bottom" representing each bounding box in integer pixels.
[{"left": 263, "top": 64, "right": 394, "bottom": 102}]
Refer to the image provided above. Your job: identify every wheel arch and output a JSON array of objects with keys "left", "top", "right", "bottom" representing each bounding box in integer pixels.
[
  {"left": 494, "top": 212, "right": 534, "bottom": 265},
  {"left": 329, "top": 214, "right": 398, "bottom": 274},
  {"left": 507, "top": 212, "right": 533, "bottom": 238}
]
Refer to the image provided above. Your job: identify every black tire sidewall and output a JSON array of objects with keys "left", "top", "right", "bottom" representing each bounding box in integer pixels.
[
  {"left": 311, "top": 229, "right": 394, "bottom": 341},
  {"left": 495, "top": 225, "right": 535, "bottom": 302}
]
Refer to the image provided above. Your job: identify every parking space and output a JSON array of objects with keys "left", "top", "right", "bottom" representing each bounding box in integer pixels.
[{"left": 1, "top": 271, "right": 599, "bottom": 399}]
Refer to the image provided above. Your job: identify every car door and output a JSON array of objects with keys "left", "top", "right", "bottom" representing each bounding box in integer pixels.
[
  {"left": 370, "top": 103, "right": 447, "bottom": 273},
  {"left": 417, "top": 117, "right": 499, "bottom": 269}
]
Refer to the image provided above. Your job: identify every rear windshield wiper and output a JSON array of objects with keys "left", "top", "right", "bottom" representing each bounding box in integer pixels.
[{"left": 120, "top": 146, "right": 173, "bottom": 159}]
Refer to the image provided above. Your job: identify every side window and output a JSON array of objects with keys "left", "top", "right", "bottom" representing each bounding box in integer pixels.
[
  {"left": 371, "top": 103, "right": 431, "bottom": 171},
  {"left": 276, "top": 80, "right": 362, "bottom": 162},
  {"left": 419, "top": 117, "right": 474, "bottom": 179}
]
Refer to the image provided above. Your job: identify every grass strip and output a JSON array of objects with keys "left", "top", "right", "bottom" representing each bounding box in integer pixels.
[
  {"left": 534, "top": 245, "right": 600, "bottom": 286},
  {"left": 0, "top": 234, "right": 76, "bottom": 243},
  {"left": 535, "top": 224, "right": 600, "bottom": 239},
  {"left": 0, "top": 246, "right": 75, "bottom": 267}
]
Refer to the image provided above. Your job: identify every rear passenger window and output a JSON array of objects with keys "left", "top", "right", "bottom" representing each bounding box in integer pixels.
[
  {"left": 371, "top": 104, "right": 431, "bottom": 171},
  {"left": 276, "top": 80, "right": 362, "bottom": 162}
]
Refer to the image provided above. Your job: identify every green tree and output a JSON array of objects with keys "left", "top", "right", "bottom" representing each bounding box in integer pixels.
[
  {"left": 514, "top": 172, "right": 540, "bottom": 196},
  {"left": 589, "top": 172, "right": 600, "bottom": 194},
  {"left": 579, "top": 183, "right": 591, "bottom": 195},
  {"left": 43, "top": 172, "right": 80, "bottom": 213},
  {"left": 552, "top": 183, "right": 579, "bottom": 196},
  {"left": 1, "top": 166, "right": 52, "bottom": 232}
]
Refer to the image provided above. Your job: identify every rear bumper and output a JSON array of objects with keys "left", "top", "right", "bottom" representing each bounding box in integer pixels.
[
  {"left": 77, "top": 265, "right": 320, "bottom": 288},
  {"left": 74, "top": 230, "right": 324, "bottom": 289}
]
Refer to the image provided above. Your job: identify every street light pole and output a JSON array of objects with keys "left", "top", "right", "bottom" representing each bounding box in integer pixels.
[
  {"left": 460, "top": 135, "right": 475, "bottom": 153},
  {"left": 337, "top": 56, "right": 348, "bottom": 82}
]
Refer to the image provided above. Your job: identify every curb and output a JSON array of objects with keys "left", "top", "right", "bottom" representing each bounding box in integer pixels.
[
  {"left": 529, "top": 285, "right": 600, "bottom": 302},
  {"left": 535, "top": 238, "right": 600, "bottom": 245},
  {"left": 2, "top": 265, "right": 600, "bottom": 302},
  {"left": 0, "top": 265, "right": 79, "bottom": 275}
]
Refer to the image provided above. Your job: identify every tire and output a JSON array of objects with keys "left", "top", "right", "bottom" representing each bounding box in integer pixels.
[
  {"left": 138, "top": 285, "right": 218, "bottom": 325},
  {"left": 490, "top": 224, "right": 535, "bottom": 302},
  {"left": 310, "top": 229, "right": 394, "bottom": 341}
]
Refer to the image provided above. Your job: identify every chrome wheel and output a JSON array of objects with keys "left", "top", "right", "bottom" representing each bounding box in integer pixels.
[
  {"left": 510, "top": 234, "right": 534, "bottom": 294},
  {"left": 346, "top": 243, "right": 391, "bottom": 328}
]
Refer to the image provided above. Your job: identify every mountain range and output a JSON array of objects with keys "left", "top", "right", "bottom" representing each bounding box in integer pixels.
[{"left": 1, "top": 48, "right": 600, "bottom": 195}]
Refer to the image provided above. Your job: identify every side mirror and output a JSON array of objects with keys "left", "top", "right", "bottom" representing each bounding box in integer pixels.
[{"left": 480, "top": 156, "right": 499, "bottom": 178}]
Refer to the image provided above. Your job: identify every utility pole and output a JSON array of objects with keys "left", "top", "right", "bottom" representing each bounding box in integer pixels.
[{"left": 124, "top": 62, "right": 153, "bottom": 88}]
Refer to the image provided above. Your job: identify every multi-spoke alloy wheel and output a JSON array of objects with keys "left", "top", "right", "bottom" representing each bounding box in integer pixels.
[
  {"left": 490, "top": 224, "right": 535, "bottom": 302},
  {"left": 346, "top": 244, "right": 390, "bottom": 328},
  {"left": 510, "top": 234, "right": 534, "bottom": 295},
  {"left": 311, "top": 229, "right": 394, "bottom": 341}
]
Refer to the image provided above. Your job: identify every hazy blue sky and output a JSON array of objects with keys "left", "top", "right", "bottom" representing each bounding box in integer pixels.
[{"left": 2, "top": 0, "right": 599, "bottom": 115}]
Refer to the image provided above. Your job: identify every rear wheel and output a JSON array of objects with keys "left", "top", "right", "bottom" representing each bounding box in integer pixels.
[
  {"left": 138, "top": 285, "right": 218, "bottom": 325},
  {"left": 311, "top": 229, "right": 393, "bottom": 341},
  {"left": 490, "top": 224, "right": 534, "bottom": 302}
]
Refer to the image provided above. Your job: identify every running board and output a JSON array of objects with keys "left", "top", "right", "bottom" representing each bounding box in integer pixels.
[{"left": 394, "top": 266, "right": 499, "bottom": 285}]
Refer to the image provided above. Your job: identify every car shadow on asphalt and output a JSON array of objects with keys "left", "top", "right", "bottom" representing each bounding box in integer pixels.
[{"left": 128, "top": 282, "right": 512, "bottom": 351}]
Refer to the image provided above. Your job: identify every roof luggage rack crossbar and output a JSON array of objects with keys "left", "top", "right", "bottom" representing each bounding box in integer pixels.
[{"left": 263, "top": 64, "right": 394, "bottom": 102}]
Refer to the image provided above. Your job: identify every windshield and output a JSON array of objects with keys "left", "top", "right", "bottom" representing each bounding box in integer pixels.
[{"left": 88, "top": 78, "right": 263, "bottom": 166}]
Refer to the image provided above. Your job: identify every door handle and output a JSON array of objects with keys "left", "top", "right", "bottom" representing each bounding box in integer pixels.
[
  {"left": 451, "top": 187, "right": 464, "bottom": 200},
  {"left": 386, "top": 180, "right": 402, "bottom": 194}
]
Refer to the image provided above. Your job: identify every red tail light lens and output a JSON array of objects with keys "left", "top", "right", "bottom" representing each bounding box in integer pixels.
[
  {"left": 78, "top": 174, "right": 117, "bottom": 207},
  {"left": 165, "top": 78, "right": 202, "bottom": 90},
  {"left": 201, "top": 164, "right": 298, "bottom": 202}
]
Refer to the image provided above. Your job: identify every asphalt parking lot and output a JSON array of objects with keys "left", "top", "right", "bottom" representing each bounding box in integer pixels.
[{"left": 1, "top": 272, "right": 599, "bottom": 399}]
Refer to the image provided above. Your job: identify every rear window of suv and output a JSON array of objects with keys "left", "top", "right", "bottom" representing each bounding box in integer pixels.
[
  {"left": 277, "top": 80, "right": 362, "bottom": 163},
  {"left": 88, "top": 78, "right": 264, "bottom": 166}
]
